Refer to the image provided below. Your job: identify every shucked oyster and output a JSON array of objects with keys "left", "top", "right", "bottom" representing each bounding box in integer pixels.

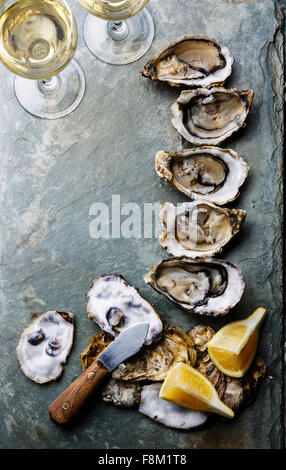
[
  {"left": 17, "top": 311, "right": 74, "bottom": 384},
  {"left": 141, "top": 36, "right": 233, "bottom": 88},
  {"left": 86, "top": 273, "right": 163, "bottom": 345},
  {"left": 112, "top": 326, "right": 196, "bottom": 382},
  {"left": 145, "top": 258, "right": 244, "bottom": 317},
  {"left": 159, "top": 201, "right": 246, "bottom": 258},
  {"left": 171, "top": 87, "right": 254, "bottom": 146},
  {"left": 155, "top": 147, "right": 249, "bottom": 205}
]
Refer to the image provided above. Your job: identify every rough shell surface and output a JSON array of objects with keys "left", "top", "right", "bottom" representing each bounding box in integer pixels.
[
  {"left": 101, "top": 379, "right": 141, "bottom": 408},
  {"left": 139, "top": 383, "right": 208, "bottom": 429},
  {"left": 80, "top": 331, "right": 113, "bottom": 371},
  {"left": 145, "top": 257, "right": 245, "bottom": 317},
  {"left": 171, "top": 87, "right": 254, "bottom": 146},
  {"left": 155, "top": 147, "right": 249, "bottom": 205},
  {"left": 141, "top": 35, "right": 234, "bottom": 88},
  {"left": 16, "top": 311, "right": 74, "bottom": 384},
  {"left": 86, "top": 273, "right": 163, "bottom": 345},
  {"left": 112, "top": 326, "right": 196, "bottom": 382},
  {"left": 159, "top": 201, "right": 246, "bottom": 258}
]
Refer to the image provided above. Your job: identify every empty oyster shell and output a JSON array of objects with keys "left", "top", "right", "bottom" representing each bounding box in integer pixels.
[
  {"left": 112, "top": 326, "right": 196, "bottom": 382},
  {"left": 145, "top": 258, "right": 244, "bottom": 317},
  {"left": 86, "top": 273, "right": 163, "bottom": 345},
  {"left": 171, "top": 87, "right": 254, "bottom": 146},
  {"left": 139, "top": 383, "right": 208, "bottom": 429},
  {"left": 155, "top": 147, "right": 249, "bottom": 205},
  {"left": 16, "top": 311, "right": 74, "bottom": 384},
  {"left": 141, "top": 35, "right": 233, "bottom": 88},
  {"left": 159, "top": 201, "right": 246, "bottom": 258}
]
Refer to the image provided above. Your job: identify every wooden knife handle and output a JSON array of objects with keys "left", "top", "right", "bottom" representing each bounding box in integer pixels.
[{"left": 49, "top": 360, "right": 109, "bottom": 425}]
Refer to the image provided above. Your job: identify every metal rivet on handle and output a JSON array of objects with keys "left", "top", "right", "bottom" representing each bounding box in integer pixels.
[
  {"left": 88, "top": 372, "right": 95, "bottom": 380},
  {"left": 62, "top": 402, "right": 69, "bottom": 410}
]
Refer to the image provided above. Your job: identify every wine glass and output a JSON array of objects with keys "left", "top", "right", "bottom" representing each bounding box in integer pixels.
[
  {"left": 77, "top": 0, "right": 154, "bottom": 65},
  {"left": 0, "top": 0, "right": 85, "bottom": 119}
]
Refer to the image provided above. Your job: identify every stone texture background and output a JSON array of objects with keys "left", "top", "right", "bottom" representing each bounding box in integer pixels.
[{"left": 0, "top": 0, "right": 284, "bottom": 449}]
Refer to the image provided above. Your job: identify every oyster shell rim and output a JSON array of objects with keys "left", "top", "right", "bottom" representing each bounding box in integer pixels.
[
  {"left": 171, "top": 87, "right": 254, "bottom": 146},
  {"left": 155, "top": 146, "right": 249, "bottom": 206},
  {"left": 145, "top": 257, "right": 245, "bottom": 317},
  {"left": 140, "top": 34, "right": 234, "bottom": 88}
]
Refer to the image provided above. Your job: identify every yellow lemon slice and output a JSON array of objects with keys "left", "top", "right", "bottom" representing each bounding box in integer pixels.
[
  {"left": 208, "top": 307, "right": 266, "bottom": 378},
  {"left": 159, "top": 362, "right": 234, "bottom": 419}
]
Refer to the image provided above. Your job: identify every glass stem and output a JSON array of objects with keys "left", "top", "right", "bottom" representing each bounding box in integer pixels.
[
  {"left": 107, "top": 20, "right": 129, "bottom": 41},
  {"left": 38, "top": 75, "right": 61, "bottom": 95}
]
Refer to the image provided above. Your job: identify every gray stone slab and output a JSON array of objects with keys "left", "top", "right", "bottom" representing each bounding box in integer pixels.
[{"left": 0, "top": 0, "right": 284, "bottom": 449}]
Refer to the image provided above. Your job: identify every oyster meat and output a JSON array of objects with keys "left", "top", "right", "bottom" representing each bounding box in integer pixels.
[
  {"left": 171, "top": 87, "right": 254, "bottom": 146},
  {"left": 86, "top": 273, "right": 163, "bottom": 345},
  {"left": 145, "top": 258, "right": 244, "bottom": 317},
  {"left": 155, "top": 147, "right": 249, "bottom": 205},
  {"left": 138, "top": 383, "right": 208, "bottom": 429},
  {"left": 141, "top": 36, "right": 233, "bottom": 88},
  {"left": 16, "top": 311, "right": 74, "bottom": 384},
  {"left": 112, "top": 326, "right": 196, "bottom": 382},
  {"left": 159, "top": 201, "right": 246, "bottom": 258}
]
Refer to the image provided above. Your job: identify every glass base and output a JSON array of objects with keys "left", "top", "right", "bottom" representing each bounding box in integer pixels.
[
  {"left": 14, "top": 59, "right": 86, "bottom": 119},
  {"left": 83, "top": 9, "right": 154, "bottom": 65}
]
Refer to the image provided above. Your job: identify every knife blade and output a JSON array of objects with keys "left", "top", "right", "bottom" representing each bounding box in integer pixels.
[{"left": 49, "top": 322, "right": 149, "bottom": 425}]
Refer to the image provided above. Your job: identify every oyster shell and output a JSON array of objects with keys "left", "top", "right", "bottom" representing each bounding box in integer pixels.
[
  {"left": 145, "top": 258, "right": 244, "bottom": 317},
  {"left": 159, "top": 201, "right": 246, "bottom": 258},
  {"left": 189, "top": 326, "right": 226, "bottom": 397},
  {"left": 155, "top": 147, "right": 249, "bottom": 205},
  {"left": 171, "top": 87, "right": 254, "bottom": 146},
  {"left": 80, "top": 331, "right": 113, "bottom": 371},
  {"left": 112, "top": 326, "right": 196, "bottom": 382},
  {"left": 189, "top": 325, "right": 266, "bottom": 413},
  {"left": 141, "top": 36, "right": 233, "bottom": 88},
  {"left": 16, "top": 311, "right": 74, "bottom": 384},
  {"left": 101, "top": 379, "right": 141, "bottom": 408},
  {"left": 86, "top": 273, "right": 163, "bottom": 345},
  {"left": 138, "top": 383, "right": 208, "bottom": 429}
]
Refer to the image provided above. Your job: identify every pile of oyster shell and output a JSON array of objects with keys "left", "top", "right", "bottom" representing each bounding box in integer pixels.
[{"left": 16, "top": 36, "right": 265, "bottom": 430}]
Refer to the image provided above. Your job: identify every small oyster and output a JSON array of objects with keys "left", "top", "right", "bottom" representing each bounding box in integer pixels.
[
  {"left": 141, "top": 36, "right": 233, "bottom": 88},
  {"left": 159, "top": 201, "right": 246, "bottom": 258},
  {"left": 16, "top": 311, "right": 74, "bottom": 384},
  {"left": 139, "top": 383, "right": 208, "bottom": 429},
  {"left": 155, "top": 147, "right": 249, "bottom": 205},
  {"left": 101, "top": 379, "right": 141, "bottom": 408},
  {"left": 171, "top": 87, "right": 254, "bottom": 146},
  {"left": 145, "top": 258, "right": 244, "bottom": 317},
  {"left": 112, "top": 326, "right": 196, "bottom": 382},
  {"left": 86, "top": 273, "right": 163, "bottom": 345}
]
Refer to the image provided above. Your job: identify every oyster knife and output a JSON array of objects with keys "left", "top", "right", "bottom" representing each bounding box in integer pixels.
[{"left": 49, "top": 323, "right": 149, "bottom": 425}]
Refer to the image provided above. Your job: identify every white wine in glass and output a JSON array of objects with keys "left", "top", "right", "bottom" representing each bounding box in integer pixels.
[
  {"left": 0, "top": 0, "right": 85, "bottom": 119},
  {"left": 77, "top": 0, "right": 154, "bottom": 65}
]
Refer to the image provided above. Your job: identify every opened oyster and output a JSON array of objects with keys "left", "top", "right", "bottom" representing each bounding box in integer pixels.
[
  {"left": 171, "top": 87, "right": 254, "bottom": 146},
  {"left": 112, "top": 326, "right": 196, "bottom": 382},
  {"left": 17, "top": 310, "right": 74, "bottom": 384},
  {"left": 145, "top": 258, "right": 244, "bottom": 317},
  {"left": 86, "top": 273, "right": 163, "bottom": 345},
  {"left": 139, "top": 383, "right": 208, "bottom": 429},
  {"left": 159, "top": 201, "right": 246, "bottom": 258},
  {"left": 141, "top": 36, "right": 233, "bottom": 88},
  {"left": 155, "top": 147, "right": 249, "bottom": 205}
]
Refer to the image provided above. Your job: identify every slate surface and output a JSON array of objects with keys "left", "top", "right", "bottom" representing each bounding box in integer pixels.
[{"left": 0, "top": 0, "right": 284, "bottom": 449}]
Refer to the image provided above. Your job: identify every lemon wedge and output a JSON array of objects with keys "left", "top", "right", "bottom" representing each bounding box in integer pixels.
[
  {"left": 159, "top": 362, "right": 234, "bottom": 419},
  {"left": 208, "top": 307, "right": 266, "bottom": 378}
]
